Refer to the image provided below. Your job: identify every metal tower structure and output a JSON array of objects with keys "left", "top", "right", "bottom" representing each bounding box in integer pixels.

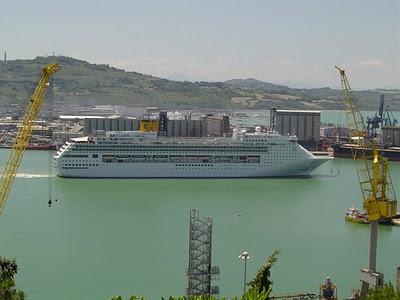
[
  {"left": 187, "top": 209, "right": 219, "bottom": 297},
  {"left": 335, "top": 66, "right": 397, "bottom": 298}
]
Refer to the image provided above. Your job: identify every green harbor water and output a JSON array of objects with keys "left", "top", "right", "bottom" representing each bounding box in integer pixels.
[{"left": 0, "top": 150, "right": 400, "bottom": 300}]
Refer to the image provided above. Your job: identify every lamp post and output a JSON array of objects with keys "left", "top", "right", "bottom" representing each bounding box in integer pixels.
[{"left": 239, "top": 251, "right": 252, "bottom": 295}]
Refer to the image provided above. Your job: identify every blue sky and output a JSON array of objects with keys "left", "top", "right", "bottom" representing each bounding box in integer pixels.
[{"left": 1, "top": 0, "right": 399, "bottom": 89}]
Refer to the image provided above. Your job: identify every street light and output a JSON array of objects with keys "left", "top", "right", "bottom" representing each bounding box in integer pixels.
[{"left": 239, "top": 251, "right": 252, "bottom": 295}]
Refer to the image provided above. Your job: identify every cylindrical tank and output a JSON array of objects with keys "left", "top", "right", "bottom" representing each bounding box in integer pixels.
[
  {"left": 118, "top": 118, "right": 125, "bottom": 131},
  {"left": 313, "top": 114, "right": 321, "bottom": 142},
  {"left": 298, "top": 115, "right": 306, "bottom": 140},
  {"left": 173, "top": 120, "right": 181, "bottom": 136},
  {"left": 126, "top": 119, "right": 133, "bottom": 131},
  {"left": 83, "top": 119, "right": 91, "bottom": 135},
  {"left": 106, "top": 118, "right": 113, "bottom": 131},
  {"left": 290, "top": 115, "right": 298, "bottom": 136},
  {"left": 97, "top": 118, "right": 105, "bottom": 130},
  {"left": 194, "top": 120, "right": 201, "bottom": 137},
  {"left": 111, "top": 118, "right": 118, "bottom": 131},
  {"left": 283, "top": 115, "right": 290, "bottom": 134},
  {"left": 180, "top": 120, "right": 188, "bottom": 137},
  {"left": 188, "top": 120, "right": 195, "bottom": 137},
  {"left": 305, "top": 115, "right": 313, "bottom": 141},
  {"left": 132, "top": 119, "right": 140, "bottom": 131},
  {"left": 395, "top": 128, "right": 400, "bottom": 146},
  {"left": 167, "top": 120, "right": 174, "bottom": 137},
  {"left": 201, "top": 119, "right": 207, "bottom": 137}
]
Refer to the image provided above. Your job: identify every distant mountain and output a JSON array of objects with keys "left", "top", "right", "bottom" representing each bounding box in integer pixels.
[
  {"left": 225, "top": 78, "right": 288, "bottom": 91},
  {"left": 0, "top": 56, "right": 399, "bottom": 111}
]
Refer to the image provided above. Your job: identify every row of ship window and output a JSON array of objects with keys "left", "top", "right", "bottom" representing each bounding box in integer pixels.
[
  {"left": 72, "top": 148, "right": 268, "bottom": 152},
  {"left": 62, "top": 163, "right": 99, "bottom": 167},
  {"left": 100, "top": 154, "right": 260, "bottom": 164}
]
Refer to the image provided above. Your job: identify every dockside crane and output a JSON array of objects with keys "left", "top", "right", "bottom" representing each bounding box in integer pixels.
[
  {"left": 383, "top": 104, "right": 398, "bottom": 127},
  {"left": 0, "top": 63, "right": 60, "bottom": 214},
  {"left": 334, "top": 66, "right": 397, "bottom": 298},
  {"left": 366, "top": 95, "right": 384, "bottom": 138}
]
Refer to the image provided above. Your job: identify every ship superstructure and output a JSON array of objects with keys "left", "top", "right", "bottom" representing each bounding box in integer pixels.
[{"left": 54, "top": 128, "right": 331, "bottom": 178}]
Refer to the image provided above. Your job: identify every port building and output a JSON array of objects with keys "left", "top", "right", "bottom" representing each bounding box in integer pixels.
[
  {"left": 382, "top": 126, "right": 400, "bottom": 147},
  {"left": 271, "top": 109, "right": 321, "bottom": 148}
]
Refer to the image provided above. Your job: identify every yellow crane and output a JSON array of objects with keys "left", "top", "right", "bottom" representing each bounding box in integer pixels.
[
  {"left": 335, "top": 66, "right": 397, "bottom": 297},
  {"left": 0, "top": 63, "right": 60, "bottom": 214}
]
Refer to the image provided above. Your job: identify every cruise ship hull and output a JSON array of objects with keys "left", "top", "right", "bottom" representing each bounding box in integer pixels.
[
  {"left": 56, "top": 157, "right": 330, "bottom": 178},
  {"left": 55, "top": 131, "right": 331, "bottom": 178}
]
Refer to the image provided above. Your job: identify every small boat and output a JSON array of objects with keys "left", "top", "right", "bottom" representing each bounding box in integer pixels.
[
  {"left": 345, "top": 206, "right": 400, "bottom": 226},
  {"left": 345, "top": 207, "right": 369, "bottom": 224}
]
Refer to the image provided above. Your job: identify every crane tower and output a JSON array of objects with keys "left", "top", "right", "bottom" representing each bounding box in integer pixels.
[{"left": 335, "top": 66, "right": 397, "bottom": 298}]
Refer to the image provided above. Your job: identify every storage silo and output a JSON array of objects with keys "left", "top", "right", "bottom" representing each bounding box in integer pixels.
[
  {"left": 120, "top": 118, "right": 127, "bottom": 131},
  {"left": 110, "top": 117, "right": 119, "bottom": 131},
  {"left": 173, "top": 120, "right": 181, "bottom": 136},
  {"left": 382, "top": 126, "right": 400, "bottom": 146},
  {"left": 312, "top": 114, "right": 320, "bottom": 142},
  {"left": 282, "top": 114, "right": 291, "bottom": 134},
  {"left": 305, "top": 114, "right": 314, "bottom": 141},
  {"left": 298, "top": 114, "right": 306, "bottom": 140},
  {"left": 90, "top": 119, "right": 97, "bottom": 133},
  {"left": 97, "top": 118, "right": 105, "bottom": 130},
  {"left": 290, "top": 114, "right": 298, "bottom": 136},
  {"left": 194, "top": 120, "right": 202, "bottom": 137},
  {"left": 126, "top": 119, "right": 134, "bottom": 131},
  {"left": 132, "top": 119, "right": 140, "bottom": 131},
  {"left": 167, "top": 120, "right": 174, "bottom": 137},
  {"left": 188, "top": 120, "right": 195, "bottom": 137},
  {"left": 201, "top": 119, "right": 207, "bottom": 137},
  {"left": 273, "top": 109, "right": 321, "bottom": 148},
  {"left": 180, "top": 120, "right": 188, "bottom": 137},
  {"left": 83, "top": 119, "right": 91, "bottom": 135},
  {"left": 104, "top": 118, "right": 112, "bottom": 131}
]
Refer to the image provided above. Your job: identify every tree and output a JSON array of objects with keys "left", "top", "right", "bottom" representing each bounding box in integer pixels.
[
  {"left": 247, "top": 250, "right": 279, "bottom": 296},
  {"left": 364, "top": 282, "right": 400, "bottom": 300},
  {"left": 0, "top": 257, "right": 25, "bottom": 300}
]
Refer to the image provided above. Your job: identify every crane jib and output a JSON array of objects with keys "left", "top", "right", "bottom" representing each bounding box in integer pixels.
[{"left": 0, "top": 63, "right": 60, "bottom": 214}]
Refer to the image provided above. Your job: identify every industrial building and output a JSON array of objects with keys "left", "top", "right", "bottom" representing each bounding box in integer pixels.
[
  {"left": 83, "top": 115, "right": 140, "bottom": 135},
  {"left": 162, "top": 114, "right": 230, "bottom": 138},
  {"left": 80, "top": 112, "right": 230, "bottom": 138},
  {"left": 382, "top": 126, "right": 400, "bottom": 147},
  {"left": 271, "top": 109, "right": 321, "bottom": 148}
]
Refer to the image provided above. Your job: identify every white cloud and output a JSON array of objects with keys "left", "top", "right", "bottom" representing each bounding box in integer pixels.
[{"left": 359, "top": 59, "right": 383, "bottom": 67}]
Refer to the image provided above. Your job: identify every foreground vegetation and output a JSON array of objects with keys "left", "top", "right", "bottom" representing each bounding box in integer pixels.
[
  {"left": 0, "top": 257, "right": 25, "bottom": 300},
  {"left": 363, "top": 283, "right": 400, "bottom": 300},
  {"left": 1, "top": 56, "right": 399, "bottom": 111}
]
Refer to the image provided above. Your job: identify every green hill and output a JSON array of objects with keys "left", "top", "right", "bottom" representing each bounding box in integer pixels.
[{"left": 0, "top": 56, "right": 399, "bottom": 111}]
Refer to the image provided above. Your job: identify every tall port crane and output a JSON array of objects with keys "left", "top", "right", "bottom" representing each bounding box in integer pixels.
[
  {"left": 0, "top": 63, "right": 60, "bottom": 214},
  {"left": 335, "top": 66, "right": 397, "bottom": 298},
  {"left": 383, "top": 104, "right": 398, "bottom": 127},
  {"left": 366, "top": 95, "right": 384, "bottom": 138}
]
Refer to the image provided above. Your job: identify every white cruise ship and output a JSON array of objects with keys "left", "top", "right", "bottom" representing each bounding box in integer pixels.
[{"left": 54, "top": 128, "right": 331, "bottom": 178}]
